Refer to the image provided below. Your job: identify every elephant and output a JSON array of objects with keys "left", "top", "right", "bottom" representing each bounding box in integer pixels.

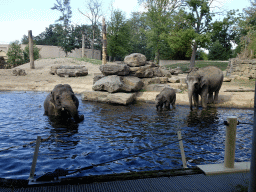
[
  {"left": 44, "top": 84, "right": 84, "bottom": 122},
  {"left": 155, "top": 87, "right": 176, "bottom": 111},
  {"left": 186, "top": 66, "right": 224, "bottom": 110}
]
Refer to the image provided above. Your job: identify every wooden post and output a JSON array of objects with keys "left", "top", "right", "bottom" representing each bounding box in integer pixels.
[
  {"left": 29, "top": 136, "right": 41, "bottom": 180},
  {"left": 177, "top": 131, "right": 187, "bottom": 168},
  {"left": 224, "top": 116, "right": 237, "bottom": 168},
  {"left": 28, "top": 30, "right": 35, "bottom": 69},
  {"left": 102, "top": 17, "right": 107, "bottom": 65},
  {"left": 82, "top": 34, "right": 85, "bottom": 58}
]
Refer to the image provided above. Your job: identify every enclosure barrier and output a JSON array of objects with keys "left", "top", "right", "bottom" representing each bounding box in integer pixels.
[
  {"left": 29, "top": 136, "right": 41, "bottom": 181},
  {"left": 224, "top": 116, "right": 238, "bottom": 168},
  {"left": 177, "top": 131, "right": 187, "bottom": 168}
]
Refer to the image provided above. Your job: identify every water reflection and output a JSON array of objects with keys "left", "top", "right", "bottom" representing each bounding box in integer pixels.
[{"left": 186, "top": 107, "right": 219, "bottom": 128}]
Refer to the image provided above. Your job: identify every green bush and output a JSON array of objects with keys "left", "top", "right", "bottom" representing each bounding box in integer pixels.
[
  {"left": 7, "top": 41, "right": 41, "bottom": 68},
  {"left": 7, "top": 41, "right": 24, "bottom": 67},
  {"left": 23, "top": 44, "right": 40, "bottom": 63}
]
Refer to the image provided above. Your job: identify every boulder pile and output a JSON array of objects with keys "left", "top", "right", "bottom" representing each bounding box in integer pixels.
[{"left": 82, "top": 53, "right": 175, "bottom": 105}]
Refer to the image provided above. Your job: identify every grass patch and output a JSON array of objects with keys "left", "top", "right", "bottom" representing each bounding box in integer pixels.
[
  {"left": 76, "top": 57, "right": 102, "bottom": 65},
  {"left": 166, "top": 60, "right": 229, "bottom": 72}
]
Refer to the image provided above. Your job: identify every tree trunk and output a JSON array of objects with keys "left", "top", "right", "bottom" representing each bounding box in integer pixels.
[
  {"left": 189, "top": 42, "right": 198, "bottom": 68},
  {"left": 102, "top": 17, "right": 107, "bottom": 65},
  {"left": 92, "top": 28, "right": 95, "bottom": 59},
  {"left": 28, "top": 30, "right": 35, "bottom": 69},
  {"left": 82, "top": 34, "right": 85, "bottom": 58}
]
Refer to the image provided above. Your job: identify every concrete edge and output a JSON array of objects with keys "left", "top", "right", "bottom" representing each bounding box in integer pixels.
[{"left": 197, "top": 162, "right": 251, "bottom": 176}]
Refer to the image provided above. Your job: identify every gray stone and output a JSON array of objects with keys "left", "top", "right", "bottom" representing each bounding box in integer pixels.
[
  {"left": 81, "top": 91, "right": 136, "bottom": 105},
  {"left": 142, "top": 77, "right": 168, "bottom": 85},
  {"left": 124, "top": 53, "right": 147, "bottom": 67},
  {"left": 122, "top": 76, "right": 144, "bottom": 92},
  {"left": 99, "top": 63, "right": 130, "bottom": 76},
  {"left": 223, "top": 77, "right": 232, "bottom": 82},
  {"left": 50, "top": 65, "right": 61, "bottom": 75},
  {"left": 93, "top": 75, "right": 105, "bottom": 84},
  {"left": 92, "top": 75, "right": 143, "bottom": 93},
  {"left": 57, "top": 66, "right": 88, "bottom": 77},
  {"left": 168, "top": 77, "right": 180, "bottom": 83},
  {"left": 134, "top": 66, "right": 154, "bottom": 78},
  {"left": 12, "top": 69, "right": 26, "bottom": 76},
  {"left": 159, "top": 68, "right": 172, "bottom": 77},
  {"left": 51, "top": 65, "right": 88, "bottom": 77}
]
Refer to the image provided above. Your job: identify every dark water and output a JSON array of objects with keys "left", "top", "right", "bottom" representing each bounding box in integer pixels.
[{"left": 0, "top": 91, "right": 253, "bottom": 179}]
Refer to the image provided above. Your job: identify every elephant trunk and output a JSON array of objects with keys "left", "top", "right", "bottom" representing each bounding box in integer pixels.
[
  {"left": 188, "top": 89, "right": 193, "bottom": 110},
  {"left": 61, "top": 99, "right": 83, "bottom": 122}
]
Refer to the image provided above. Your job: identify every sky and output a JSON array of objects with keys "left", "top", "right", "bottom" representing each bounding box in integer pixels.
[{"left": 0, "top": 0, "right": 252, "bottom": 44}]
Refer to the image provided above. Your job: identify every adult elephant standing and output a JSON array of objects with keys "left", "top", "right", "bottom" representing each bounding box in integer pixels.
[
  {"left": 186, "top": 66, "right": 224, "bottom": 110},
  {"left": 44, "top": 84, "right": 84, "bottom": 122}
]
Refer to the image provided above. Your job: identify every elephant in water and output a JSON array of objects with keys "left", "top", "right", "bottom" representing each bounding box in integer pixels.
[
  {"left": 155, "top": 87, "right": 176, "bottom": 111},
  {"left": 44, "top": 84, "right": 84, "bottom": 122},
  {"left": 186, "top": 66, "right": 223, "bottom": 110}
]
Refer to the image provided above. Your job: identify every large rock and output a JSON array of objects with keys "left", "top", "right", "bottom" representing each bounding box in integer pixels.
[
  {"left": 92, "top": 75, "right": 144, "bottom": 93},
  {"left": 134, "top": 67, "right": 154, "bottom": 78},
  {"left": 12, "top": 69, "right": 26, "bottom": 76},
  {"left": 99, "top": 63, "right": 130, "bottom": 76},
  {"left": 50, "top": 65, "right": 88, "bottom": 77},
  {"left": 124, "top": 53, "right": 147, "bottom": 67},
  {"left": 81, "top": 91, "right": 136, "bottom": 105}
]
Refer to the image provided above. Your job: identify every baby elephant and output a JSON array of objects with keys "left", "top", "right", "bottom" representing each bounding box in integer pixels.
[
  {"left": 155, "top": 87, "right": 176, "bottom": 111},
  {"left": 44, "top": 84, "right": 84, "bottom": 122}
]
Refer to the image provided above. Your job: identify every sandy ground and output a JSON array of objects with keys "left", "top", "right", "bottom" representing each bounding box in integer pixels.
[{"left": 0, "top": 58, "right": 254, "bottom": 108}]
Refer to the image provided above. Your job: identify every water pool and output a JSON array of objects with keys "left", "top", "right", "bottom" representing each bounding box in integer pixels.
[{"left": 0, "top": 91, "right": 253, "bottom": 179}]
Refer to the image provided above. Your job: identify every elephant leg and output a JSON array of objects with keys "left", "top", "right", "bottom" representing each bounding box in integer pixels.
[
  {"left": 166, "top": 101, "right": 171, "bottom": 110},
  {"left": 201, "top": 91, "right": 208, "bottom": 108},
  {"left": 172, "top": 97, "right": 176, "bottom": 109},
  {"left": 193, "top": 93, "right": 199, "bottom": 108},
  {"left": 208, "top": 93, "right": 214, "bottom": 104},
  {"left": 213, "top": 91, "right": 219, "bottom": 104}
]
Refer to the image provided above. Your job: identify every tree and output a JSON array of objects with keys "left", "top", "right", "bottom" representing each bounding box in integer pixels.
[
  {"left": 107, "top": 10, "right": 131, "bottom": 61},
  {"left": 23, "top": 44, "right": 41, "bottom": 63},
  {"left": 234, "top": 0, "right": 256, "bottom": 59},
  {"left": 51, "top": 0, "right": 75, "bottom": 56},
  {"left": 141, "top": 0, "right": 182, "bottom": 63},
  {"left": 183, "top": 0, "right": 213, "bottom": 68},
  {"left": 209, "top": 10, "right": 240, "bottom": 60},
  {"left": 78, "top": 0, "right": 103, "bottom": 59},
  {"left": 166, "top": 9, "right": 195, "bottom": 60},
  {"left": 21, "top": 35, "right": 29, "bottom": 44},
  {"left": 127, "top": 12, "right": 153, "bottom": 59},
  {"left": 7, "top": 41, "right": 24, "bottom": 67},
  {"left": 51, "top": 0, "right": 72, "bottom": 28},
  {"left": 208, "top": 40, "right": 226, "bottom": 60}
]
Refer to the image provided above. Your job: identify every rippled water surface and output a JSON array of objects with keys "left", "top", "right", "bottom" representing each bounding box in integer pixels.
[{"left": 0, "top": 91, "right": 253, "bottom": 179}]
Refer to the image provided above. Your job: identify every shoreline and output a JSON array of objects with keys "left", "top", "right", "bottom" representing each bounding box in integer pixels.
[{"left": 0, "top": 58, "right": 254, "bottom": 109}]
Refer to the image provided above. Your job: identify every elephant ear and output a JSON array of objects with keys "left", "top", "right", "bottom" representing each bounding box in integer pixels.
[{"left": 199, "top": 76, "right": 207, "bottom": 88}]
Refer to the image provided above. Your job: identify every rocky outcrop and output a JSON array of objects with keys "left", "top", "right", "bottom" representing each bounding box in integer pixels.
[
  {"left": 50, "top": 65, "right": 88, "bottom": 77},
  {"left": 12, "top": 69, "right": 26, "bottom": 76},
  {"left": 226, "top": 58, "right": 256, "bottom": 79},
  {"left": 92, "top": 75, "right": 143, "bottom": 93},
  {"left": 83, "top": 53, "right": 182, "bottom": 105},
  {"left": 81, "top": 91, "right": 136, "bottom": 105}
]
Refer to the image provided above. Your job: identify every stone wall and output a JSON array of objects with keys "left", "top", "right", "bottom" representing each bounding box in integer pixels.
[
  {"left": 226, "top": 58, "right": 256, "bottom": 79},
  {"left": 0, "top": 44, "right": 101, "bottom": 61}
]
